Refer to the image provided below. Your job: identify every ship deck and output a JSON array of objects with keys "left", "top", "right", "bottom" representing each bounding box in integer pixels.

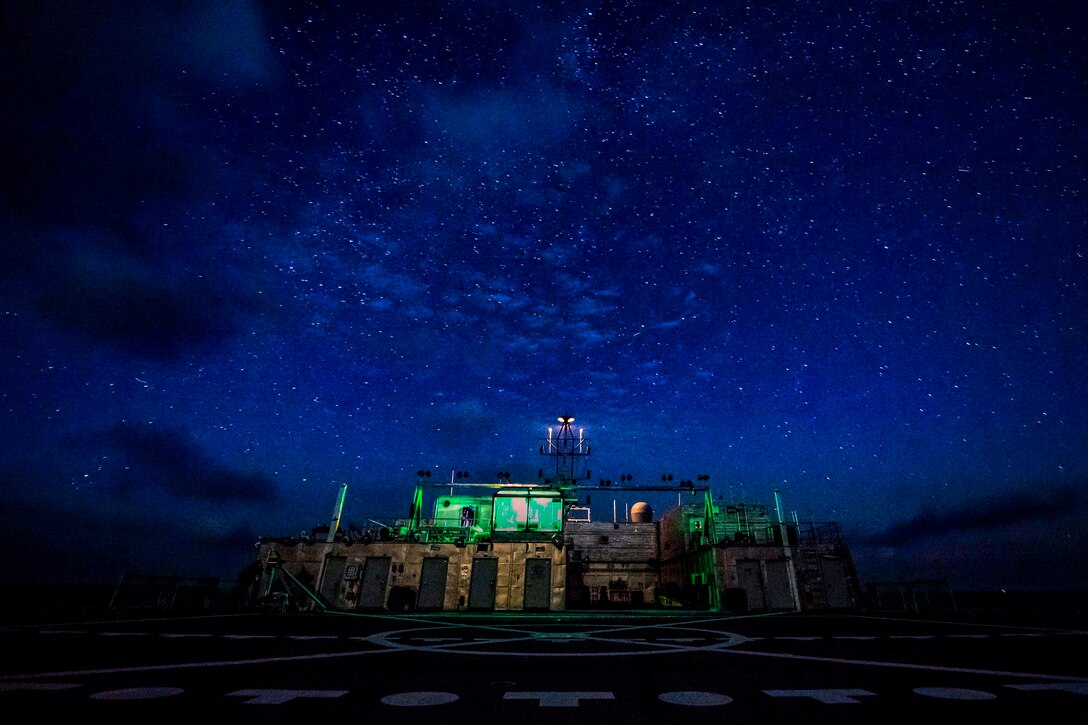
[{"left": 2, "top": 610, "right": 1085, "bottom": 722}]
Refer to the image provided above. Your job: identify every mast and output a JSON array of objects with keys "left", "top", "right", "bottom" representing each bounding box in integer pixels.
[
  {"left": 326, "top": 483, "right": 348, "bottom": 543},
  {"left": 540, "top": 416, "right": 590, "bottom": 485}
]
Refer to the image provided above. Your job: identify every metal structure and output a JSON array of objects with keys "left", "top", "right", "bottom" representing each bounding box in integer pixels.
[{"left": 252, "top": 417, "right": 860, "bottom": 613}]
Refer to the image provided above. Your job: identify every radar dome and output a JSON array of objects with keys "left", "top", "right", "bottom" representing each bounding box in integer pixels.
[{"left": 630, "top": 502, "right": 653, "bottom": 523}]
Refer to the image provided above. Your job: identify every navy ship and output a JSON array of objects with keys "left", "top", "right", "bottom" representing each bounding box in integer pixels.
[{"left": 250, "top": 417, "right": 859, "bottom": 613}]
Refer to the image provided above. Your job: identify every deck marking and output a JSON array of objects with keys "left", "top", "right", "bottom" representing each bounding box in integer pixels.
[
  {"left": 945, "top": 634, "right": 990, "bottom": 639},
  {"left": 889, "top": 635, "right": 935, "bottom": 639},
  {"left": 228, "top": 689, "right": 349, "bottom": 704},
  {"left": 659, "top": 691, "right": 733, "bottom": 706},
  {"left": 914, "top": 687, "right": 996, "bottom": 700},
  {"left": 721, "top": 647, "right": 1088, "bottom": 681},
  {"left": 364, "top": 625, "right": 748, "bottom": 656},
  {"left": 0, "top": 647, "right": 400, "bottom": 680},
  {"left": 0, "top": 683, "right": 81, "bottom": 692},
  {"left": 380, "top": 691, "right": 459, "bottom": 706},
  {"left": 288, "top": 635, "right": 340, "bottom": 640},
  {"left": 221, "top": 635, "right": 276, "bottom": 640},
  {"left": 503, "top": 691, "right": 615, "bottom": 707},
  {"left": 764, "top": 689, "right": 876, "bottom": 703},
  {"left": 1005, "top": 683, "right": 1088, "bottom": 695},
  {"left": 90, "top": 687, "right": 184, "bottom": 700},
  {"left": 845, "top": 614, "right": 1086, "bottom": 635}
]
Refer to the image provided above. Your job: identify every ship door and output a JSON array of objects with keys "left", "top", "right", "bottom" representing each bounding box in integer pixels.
[
  {"left": 763, "top": 559, "right": 794, "bottom": 609},
  {"left": 523, "top": 558, "right": 552, "bottom": 610},
  {"left": 468, "top": 557, "right": 498, "bottom": 610},
  {"left": 822, "top": 558, "right": 853, "bottom": 608},
  {"left": 417, "top": 557, "right": 449, "bottom": 610},
  {"left": 356, "top": 557, "right": 391, "bottom": 609},
  {"left": 736, "top": 560, "right": 767, "bottom": 609},
  {"left": 318, "top": 555, "right": 347, "bottom": 605}
]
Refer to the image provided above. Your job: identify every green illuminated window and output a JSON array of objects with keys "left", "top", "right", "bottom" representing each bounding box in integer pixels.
[
  {"left": 493, "top": 496, "right": 528, "bottom": 531},
  {"left": 528, "top": 496, "right": 563, "bottom": 531},
  {"left": 492, "top": 493, "right": 562, "bottom": 532}
]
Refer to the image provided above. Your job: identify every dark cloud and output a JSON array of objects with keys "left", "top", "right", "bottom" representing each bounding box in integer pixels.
[
  {"left": 868, "top": 482, "right": 1088, "bottom": 547},
  {"left": 92, "top": 423, "right": 277, "bottom": 503},
  {"left": 1, "top": 2, "right": 271, "bottom": 222},
  {"left": 37, "top": 264, "right": 234, "bottom": 359},
  {"left": 2, "top": 1, "right": 276, "bottom": 359},
  {"left": 0, "top": 497, "right": 260, "bottom": 584},
  {"left": 191, "top": 523, "right": 261, "bottom": 549}
]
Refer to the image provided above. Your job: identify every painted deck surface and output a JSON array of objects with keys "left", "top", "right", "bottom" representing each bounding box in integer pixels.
[{"left": 2, "top": 611, "right": 1084, "bottom": 723}]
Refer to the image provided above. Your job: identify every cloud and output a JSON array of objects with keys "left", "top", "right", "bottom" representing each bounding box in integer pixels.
[
  {"left": 37, "top": 253, "right": 236, "bottom": 359},
  {"left": 867, "top": 481, "right": 1088, "bottom": 547},
  {"left": 91, "top": 423, "right": 277, "bottom": 504}
]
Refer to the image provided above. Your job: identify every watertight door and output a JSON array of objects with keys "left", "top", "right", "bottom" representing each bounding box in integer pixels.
[
  {"left": 318, "top": 555, "right": 347, "bottom": 604},
  {"left": 468, "top": 557, "right": 498, "bottom": 610},
  {"left": 357, "top": 557, "right": 391, "bottom": 609},
  {"left": 763, "top": 559, "right": 794, "bottom": 609},
  {"left": 523, "top": 558, "right": 552, "bottom": 610},
  {"left": 822, "top": 557, "right": 853, "bottom": 608},
  {"left": 418, "top": 557, "right": 449, "bottom": 610},
  {"left": 736, "top": 560, "right": 767, "bottom": 609}
]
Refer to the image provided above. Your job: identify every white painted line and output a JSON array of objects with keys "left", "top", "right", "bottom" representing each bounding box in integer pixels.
[
  {"left": 997, "top": 633, "right": 1043, "bottom": 638},
  {"left": 363, "top": 625, "right": 749, "bottom": 657},
  {"left": 504, "top": 691, "right": 615, "bottom": 707},
  {"left": 1005, "top": 683, "right": 1088, "bottom": 695},
  {"left": 160, "top": 633, "right": 214, "bottom": 638},
  {"left": 832, "top": 636, "right": 879, "bottom": 640},
  {"left": 844, "top": 614, "right": 1084, "bottom": 634},
  {"left": 721, "top": 647, "right": 1088, "bottom": 681},
  {"left": 914, "top": 687, "right": 996, "bottom": 700},
  {"left": 0, "top": 683, "right": 81, "bottom": 692},
  {"left": 228, "top": 689, "right": 349, "bottom": 705},
  {"left": 288, "top": 636, "right": 340, "bottom": 640},
  {"left": 0, "top": 647, "right": 401, "bottom": 680},
  {"left": 415, "top": 637, "right": 465, "bottom": 643},
  {"left": 90, "top": 687, "right": 184, "bottom": 700},
  {"left": 776, "top": 636, "right": 823, "bottom": 641},
  {"left": 764, "top": 689, "right": 876, "bottom": 703},
  {"left": 381, "top": 691, "right": 460, "bottom": 706},
  {"left": 220, "top": 635, "right": 277, "bottom": 640},
  {"left": 659, "top": 691, "right": 733, "bottom": 706},
  {"left": 98, "top": 632, "right": 146, "bottom": 637},
  {"left": 888, "top": 635, "right": 935, "bottom": 639}
]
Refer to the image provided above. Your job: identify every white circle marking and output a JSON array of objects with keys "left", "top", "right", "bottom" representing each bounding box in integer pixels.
[
  {"left": 659, "top": 691, "right": 734, "bottom": 706},
  {"left": 381, "top": 691, "right": 460, "bottom": 706}
]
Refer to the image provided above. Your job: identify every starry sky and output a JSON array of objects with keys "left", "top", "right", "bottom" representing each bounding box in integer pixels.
[{"left": 2, "top": 1, "right": 1085, "bottom": 591}]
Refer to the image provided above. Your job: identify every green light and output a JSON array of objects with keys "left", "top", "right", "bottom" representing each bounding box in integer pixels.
[
  {"left": 492, "top": 492, "right": 562, "bottom": 532},
  {"left": 529, "top": 496, "right": 563, "bottom": 531}
]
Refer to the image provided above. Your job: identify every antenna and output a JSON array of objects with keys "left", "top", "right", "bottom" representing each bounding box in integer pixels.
[{"left": 540, "top": 416, "right": 590, "bottom": 484}]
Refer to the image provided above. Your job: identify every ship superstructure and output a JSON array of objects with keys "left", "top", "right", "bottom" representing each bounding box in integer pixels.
[{"left": 251, "top": 418, "right": 859, "bottom": 612}]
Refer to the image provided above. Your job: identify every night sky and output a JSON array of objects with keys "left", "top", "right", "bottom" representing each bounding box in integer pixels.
[{"left": 2, "top": 1, "right": 1085, "bottom": 591}]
